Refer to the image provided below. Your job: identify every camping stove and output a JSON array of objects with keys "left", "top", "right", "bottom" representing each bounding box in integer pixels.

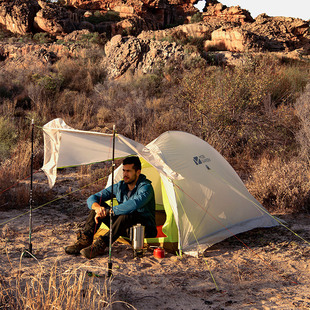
[{"left": 130, "top": 224, "right": 145, "bottom": 258}]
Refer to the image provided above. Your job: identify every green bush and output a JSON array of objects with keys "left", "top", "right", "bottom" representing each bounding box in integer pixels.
[
  {"left": 31, "top": 73, "right": 64, "bottom": 92},
  {"left": 190, "top": 12, "right": 203, "bottom": 23},
  {"left": 33, "top": 32, "right": 53, "bottom": 44},
  {"left": 85, "top": 10, "right": 121, "bottom": 24}
]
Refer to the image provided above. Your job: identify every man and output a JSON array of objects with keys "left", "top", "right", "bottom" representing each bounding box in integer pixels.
[{"left": 65, "top": 156, "right": 157, "bottom": 259}]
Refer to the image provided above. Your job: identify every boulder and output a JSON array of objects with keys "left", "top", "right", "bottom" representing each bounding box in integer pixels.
[
  {"left": 104, "top": 34, "right": 187, "bottom": 78},
  {"left": 33, "top": 0, "right": 76, "bottom": 36},
  {"left": 0, "top": 0, "right": 40, "bottom": 35},
  {"left": 202, "top": 0, "right": 254, "bottom": 24}
]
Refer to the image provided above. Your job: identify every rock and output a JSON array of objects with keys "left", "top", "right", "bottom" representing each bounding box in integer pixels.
[
  {"left": 202, "top": 1, "right": 254, "bottom": 24},
  {"left": 79, "top": 20, "right": 95, "bottom": 31},
  {"left": 204, "top": 27, "right": 255, "bottom": 52},
  {"left": 34, "top": 1, "right": 77, "bottom": 36},
  {"left": 66, "top": 0, "right": 197, "bottom": 29},
  {"left": 0, "top": 0, "right": 40, "bottom": 35},
  {"left": 104, "top": 35, "right": 144, "bottom": 78},
  {"left": 104, "top": 34, "right": 187, "bottom": 78},
  {"left": 243, "top": 14, "right": 310, "bottom": 51}
]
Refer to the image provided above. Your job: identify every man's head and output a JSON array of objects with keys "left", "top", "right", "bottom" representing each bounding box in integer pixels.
[{"left": 122, "top": 156, "right": 141, "bottom": 186}]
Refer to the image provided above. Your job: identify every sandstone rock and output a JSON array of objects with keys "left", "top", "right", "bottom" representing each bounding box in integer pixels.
[
  {"left": 202, "top": 1, "right": 254, "bottom": 24},
  {"left": 243, "top": 14, "right": 310, "bottom": 51},
  {"left": 0, "top": 0, "right": 40, "bottom": 35},
  {"left": 66, "top": 0, "right": 197, "bottom": 29},
  {"left": 138, "top": 22, "right": 214, "bottom": 42},
  {"left": 34, "top": 1, "right": 77, "bottom": 36},
  {"left": 104, "top": 34, "right": 187, "bottom": 78},
  {"left": 104, "top": 35, "right": 144, "bottom": 78},
  {"left": 204, "top": 27, "right": 253, "bottom": 52}
]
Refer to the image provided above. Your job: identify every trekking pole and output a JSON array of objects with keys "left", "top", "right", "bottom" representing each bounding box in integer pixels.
[
  {"left": 108, "top": 125, "right": 116, "bottom": 278},
  {"left": 23, "top": 119, "right": 35, "bottom": 258}
]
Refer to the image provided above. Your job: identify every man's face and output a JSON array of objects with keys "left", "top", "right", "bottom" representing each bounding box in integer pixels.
[{"left": 123, "top": 164, "right": 140, "bottom": 185}]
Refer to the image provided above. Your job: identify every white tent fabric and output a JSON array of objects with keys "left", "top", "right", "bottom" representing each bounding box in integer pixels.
[
  {"left": 42, "top": 118, "right": 181, "bottom": 187},
  {"left": 42, "top": 118, "right": 278, "bottom": 255}
]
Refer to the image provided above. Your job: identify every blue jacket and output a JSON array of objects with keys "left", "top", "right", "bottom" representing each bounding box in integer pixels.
[{"left": 87, "top": 174, "right": 157, "bottom": 236}]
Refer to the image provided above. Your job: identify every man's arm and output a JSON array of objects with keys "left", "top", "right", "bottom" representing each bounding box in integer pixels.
[
  {"left": 87, "top": 185, "right": 115, "bottom": 209},
  {"left": 87, "top": 185, "right": 115, "bottom": 223},
  {"left": 112, "top": 183, "right": 154, "bottom": 215}
]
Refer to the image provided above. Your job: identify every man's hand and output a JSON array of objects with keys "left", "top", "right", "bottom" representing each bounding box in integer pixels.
[{"left": 91, "top": 203, "right": 108, "bottom": 224}]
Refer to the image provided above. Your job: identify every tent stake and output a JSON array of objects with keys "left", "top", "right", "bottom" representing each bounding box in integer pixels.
[
  {"left": 23, "top": 119, "right": 35, "bottom": 258},
  {"left": 108, "top": 125, "right": 116, "bottom": 278}
]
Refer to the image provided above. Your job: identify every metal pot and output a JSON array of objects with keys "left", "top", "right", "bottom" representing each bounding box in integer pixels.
[{"left": 130, "top": 223, "right": 145, "bottom": 257}]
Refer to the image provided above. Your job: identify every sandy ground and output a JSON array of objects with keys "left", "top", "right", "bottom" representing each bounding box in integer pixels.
[{"left": 0, "top": 171, "right": 310, "bottom": 309}]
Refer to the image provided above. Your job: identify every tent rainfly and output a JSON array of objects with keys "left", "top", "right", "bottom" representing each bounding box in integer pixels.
[{"left": 42, "top": 118, "right": 279, "bottom": 256}]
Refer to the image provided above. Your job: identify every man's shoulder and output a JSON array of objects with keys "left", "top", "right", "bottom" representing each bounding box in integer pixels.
[{"left": 138, "top": 174, "right": 152, "bottom": 186}]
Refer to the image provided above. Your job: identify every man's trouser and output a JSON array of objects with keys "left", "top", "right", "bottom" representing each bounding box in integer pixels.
[{"left": 83, "top": 203, "right": 155, "bottom": 245}]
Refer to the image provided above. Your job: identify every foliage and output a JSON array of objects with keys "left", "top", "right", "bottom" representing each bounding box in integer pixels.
[
  {"left": 175, "top": 55, "right": 305, "bottom": 165},
  {"left": 190, "top": 12, "right": 203, "bottom": 23},
  {"left": 161, "top": 31, "right": 205, "bottom": 55},
  {"left": 0, "top": 264, "right": 121, "bottom": 309},
  {"left": 0, "top": 117, "right": 18, "bottom": 162},
  {"left": 246, "top": 156, "right": 310, "bottom": 212},
  {"left": 33, "top": 32, "right": 53, "bottom": 44},
  {"left": 85, "top": 10, "right": 121, "bottom": 24}
]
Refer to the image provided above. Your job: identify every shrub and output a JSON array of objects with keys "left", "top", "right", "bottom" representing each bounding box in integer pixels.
[
  {"left": 175, "top": 55, "right": 299, "bottom": 165},
  {"left": 295, "top": 83, "right": 310, "bottom": 163},
  {"left": 85, "top": 10, "right": 121, "bottom": 24},
  {"left": 33, "top": 32, "right": 53, "bottom": 44},
  {"left": 0, "top": 117, "right": 18, "bottom": 162},
  {"left": 191, "top": 12, "right": 203, "bottom": 23},
  {"left": 246, "top": 156, "right": 310, "bottom": 213},
  {"left": 31, "top": 73, "right": 64, "bottom": 92}
]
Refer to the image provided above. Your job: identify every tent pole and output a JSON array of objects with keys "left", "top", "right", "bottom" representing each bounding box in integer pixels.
[
  {"left": 108, "top": 125, "right": 116, "bottom": 278},
  {"left": 23, "top": 119, "right": 34, "bottom": 258}
]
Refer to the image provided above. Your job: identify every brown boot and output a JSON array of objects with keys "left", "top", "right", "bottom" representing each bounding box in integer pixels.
[
  {"left": 80, "top": 237, "right": 107, "bottom": 259},
  {"left": 65, "top": 231, "right": 93, "bottom": 255}
]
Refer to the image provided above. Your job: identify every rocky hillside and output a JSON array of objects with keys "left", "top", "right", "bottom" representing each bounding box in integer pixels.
[{"left": 0, "top": 0, "right": 309, "bottom": 79}]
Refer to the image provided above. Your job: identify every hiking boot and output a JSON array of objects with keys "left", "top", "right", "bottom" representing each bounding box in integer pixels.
[
  {"left": 80, "top": 237, "right": 107, "bottom": 259},
  {"left": 65, "top": 231, "right": 93, "bottom": 255}
]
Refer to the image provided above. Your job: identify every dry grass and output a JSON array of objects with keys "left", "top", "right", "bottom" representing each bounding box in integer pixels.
[
  {"left": 246, "top": 156, "right": 310, "bottom": 213},
  {"left": 0, "top": 261, "right": 133, "bottom": 309}
]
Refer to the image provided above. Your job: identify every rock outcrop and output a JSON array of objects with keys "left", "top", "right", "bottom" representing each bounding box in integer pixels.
[
  {"left": 0, "top": 1, "right": 309, "bottom": 81},
  {"left": 104, "top": 34, "right": 189, "bottom": 78},
  {"left": 202, "top": 0, "right": 254, "bottom": 24},
  {"left": 204, "top": 14, "right": 310, "bottom": 52},
  {"left": 67, "top": 0, "right": 198, "bottom": 29},
  {"left": 33, "top": 1, "right": 77, "bottom": 36},
  {"left": 0, "top": 0, "right": 40, "bottom": 35}
]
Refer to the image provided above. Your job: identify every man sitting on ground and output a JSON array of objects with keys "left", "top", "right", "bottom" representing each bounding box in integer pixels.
[{"left": 65, "top": 156, "right": 157, "bottom": 259}]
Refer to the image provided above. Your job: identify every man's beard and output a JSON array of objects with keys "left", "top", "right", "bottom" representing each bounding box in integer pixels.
[{"left": 124, "top": 174, "right": 137, "bottom": 184}]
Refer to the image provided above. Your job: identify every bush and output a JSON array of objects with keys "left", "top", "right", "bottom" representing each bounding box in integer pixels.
[
  {"left": 33, "top": 32, "right": 53, "bottom": 44},
  {"left": 85, "top": 10, "right": 121, "bottom": 24},
  {"left": 0, "top": 117, "right": 18, "bottom": 162},
  {"left": 191, "top": 12, "right": 203, "bottom": 23},
  {"left": 246, "top": 157, "right": 310, "bottom": 213},
  {"left": 295, "top": 83, "right": 310, "bottom": 162},
  {"left": 175, "top": 55, "right": 300, "bottom": 165}
]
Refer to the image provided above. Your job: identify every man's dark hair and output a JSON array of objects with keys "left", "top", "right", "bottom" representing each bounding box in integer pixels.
[{"left": 123, "top": 156, "right": 141, "bottom": 171}]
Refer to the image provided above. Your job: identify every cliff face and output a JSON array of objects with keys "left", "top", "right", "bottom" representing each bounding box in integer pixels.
[
  {"left": 0, "top": 0, "right": 199, "bottom": 36},
  {"left": 0, "top": 0, "right": 309, "bottom": 79}
]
